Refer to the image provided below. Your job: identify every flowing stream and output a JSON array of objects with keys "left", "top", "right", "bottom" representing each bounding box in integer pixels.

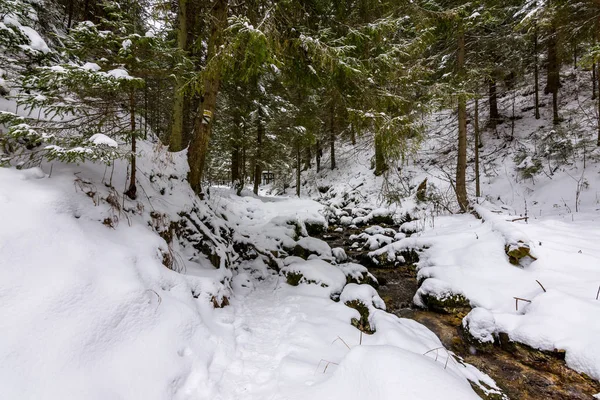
[{"left": 319, "top": 223, "right": 600, "bottom": 400}]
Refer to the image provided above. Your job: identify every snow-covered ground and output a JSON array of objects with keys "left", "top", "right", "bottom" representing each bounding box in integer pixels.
[
  {"left": 411, "top": 208, "right": 600, "bottom": 381},
  {"left": 0, "top": 148, "right": 503, "bottom": 399}
]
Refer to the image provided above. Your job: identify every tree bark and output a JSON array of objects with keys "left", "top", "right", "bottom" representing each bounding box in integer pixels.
[
  {"left": 545, "top": 11, "right": 560, "bottom": 124},
  {"left": 187, "top": 0, "right": 228, "bottom": 195},
  {"left": 534, "top": 23, "right": 540, "bottom": 119},
  {"left": 304, "top": 146, "right": 311, "bottom": 171},
  {"left": 488, "top": 79, "right": 499, "bottom": 127},
  {"left": 66, "top": 0, "right": 74, "bottom": 30},
  {"left": 456, "top": 30, "right": 468, "bottom": 212},
  {"left": 316, "top": 140, "right": 321, "bottom": 172},
  {"left": 374, "top": 133, "right": 387, "bottom": 176},
  {"left": 125, "top": 90, "right": 137, "bottom": 199},
  {"left": 231, "top": 113, "right": 241, "bottom": 184},
  {"left": 593, "top": 63, "right": 597, "bottom": 101},
  {"left": 169, "top": 0, "right": 189, "bottom": 151},
  {"left": 474, "top": 98, "right": 480, "bottom": 198},
  {"left": 329, "top": 103, "right": 336, "bottom": 170},
  {"left": 253, "top": 106, "right": 263, "bottom": 195},
  {"left": 296, "top": 139, "right": 301, "bottom": 197}
]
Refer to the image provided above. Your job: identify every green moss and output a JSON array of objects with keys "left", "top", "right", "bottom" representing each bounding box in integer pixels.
[
  {"left": 346, "top": 273, "right": 379, "bottom": 289},
  {"left": 505, "top": 242, "right": 536, "bottom": 266},
  {"left": 292, "top": 244, "right": 309, "bottom": 259},
  {"left": 345, "top": 300, "right": 375, "bottom": 334},
  {"left": 285, "top": 271, "right": 304, "bottom": 286},
  {"left": 421, "top": 293, "right": 471, "bottom": 314}
]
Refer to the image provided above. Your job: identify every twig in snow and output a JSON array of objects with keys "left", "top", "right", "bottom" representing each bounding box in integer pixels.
[
  {"left": 359, "top": 331, "right": 363, "bottom": 346},
  {"left": 315, "top": 359, "right": 339, "bottom": 374},
  {"left": 596, "top": 286, "right": 600, "bottom": 301},
  {"left": 514, "top": 297, "right": 532, "bottom": 311},
  {"left": 332, "top": 336, "right": 351, "bottom": 350},
  {"left": 510, "top": 217, "right": 529, "bottom": 222},
  {"left": 536, "top": 280, "right": 547, "bottom": 292}
]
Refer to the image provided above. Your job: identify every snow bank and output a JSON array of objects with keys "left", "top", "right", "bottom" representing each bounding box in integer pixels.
[
  {"left": 299, "top": 346, "right": 480, "bottom": 400},
  {"left": 281, "top": 259, "right": 346, "bottom": 296},
  {"left": 412, "top": 212, "right": 600, "bottom": 380},
  {"left": 341, "top": 283, "right": 386, "bottom": 312},
  {"left": 0, "top": 167, "right": 222, "bottom": 400}
]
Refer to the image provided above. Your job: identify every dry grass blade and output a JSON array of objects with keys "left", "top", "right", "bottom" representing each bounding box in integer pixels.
[
  {"left": 536, "top": 280, "right": 547, "bottom": 292},
  {"left": 332, "top": 336, "right": 351, "bottom": 350},
  {"left": 514, "top": 297, "right": 532, "bottom": 311}
]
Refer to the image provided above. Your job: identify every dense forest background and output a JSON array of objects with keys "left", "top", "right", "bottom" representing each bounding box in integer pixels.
[{"left": 2, "top": 0, "right": 600, "bottom": 210}]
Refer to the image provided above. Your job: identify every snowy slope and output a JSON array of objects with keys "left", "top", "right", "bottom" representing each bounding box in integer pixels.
[{"left": 296, "top": 68, "right": 600, "bottom": 383}]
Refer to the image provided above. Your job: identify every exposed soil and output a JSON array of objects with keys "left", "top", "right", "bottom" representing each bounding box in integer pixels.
[{"left": 321, "top": 224, "right": 600, "bottom": 400}]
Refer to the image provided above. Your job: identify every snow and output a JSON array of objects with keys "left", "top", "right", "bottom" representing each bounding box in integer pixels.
[
  {"left": 410, "top": 210, "right": 600, "bottom": 380},
  {"left": 17, "top": 25, "right": 49, "bottom": 53},
  {"left": 336, "top": 262, "right": 377, "bottom": 285},
  {"left": 295, "top": 346, "right": 480, "bottom": 400},
  {"left": 281, "top": 259, "right": 347, "bottom": 295},
  {"left": 296, "top": 236, "right": 333, "bottom": 259},
  {"left": 0, "top": 167, "right": 221, "bottom": 400},
  {"left": 3, "top": 15, "right": 50, "bottom": 54},
  {"left": 106, "top": 68, "right": 134, "bottom": 80},
  {"left": 340, "top": 283, "right": 386, "bottom": 310},
  {"left": 89, "top": 133, "right": 118, "bottom": 147},
  {"left": 332, "top": 247, "right": 347, "bottom": 262},
  {"left": 82, "top": 62, "right": 101, "bottom": 71},
  {"left": 463, "top": 308, "right": 496, "bottom": 344}
]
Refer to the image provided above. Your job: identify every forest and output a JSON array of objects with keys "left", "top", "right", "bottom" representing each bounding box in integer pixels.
[{"left": 1, "top": 0, "right": 600, "bottom": 399}]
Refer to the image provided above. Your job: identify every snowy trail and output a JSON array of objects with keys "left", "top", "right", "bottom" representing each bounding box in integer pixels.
[{"left": 213, "top": 278, "right": 294, "bottom": 400}]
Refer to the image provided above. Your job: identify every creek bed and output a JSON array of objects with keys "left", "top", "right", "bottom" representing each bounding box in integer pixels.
[{"left": 321, "top": 224, "right": 600, "bottom": 400}]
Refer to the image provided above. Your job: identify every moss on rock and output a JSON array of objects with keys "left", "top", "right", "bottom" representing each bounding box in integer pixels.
[
  {"left": 421, "top": 293, "right": 471, "bottom": 314},
  {"left": 285, "top": 271, "right": 304, "bottom": 286},
  {"left": 345, "top": 299, "right": 375, "bottom": 334},
  {"left": 505, "top": 242, "right": 536, "bottom": 266}
]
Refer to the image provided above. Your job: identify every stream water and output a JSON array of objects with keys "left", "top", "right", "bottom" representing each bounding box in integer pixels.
[{"left": 320, "top": 224, "right": 600, "bottom": 400}]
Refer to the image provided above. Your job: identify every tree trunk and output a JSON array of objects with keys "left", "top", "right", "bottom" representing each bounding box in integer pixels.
[
  {"left": 231, "top": 147, "right": 240, "bottom": 185},
  {"left": 169, "top": 0, "right": 189, "bottom": 151},
  {"left": 296, "top": 139, "right": 301, "bottom": 197},
  {"left": 125, "top": 90, "right": 137, "bottom": 199},
  {"left": 374, "top": 133, "right": 387, "bottom": 176},
  {"left": 187, "top": 0, "right": 228, "bottom": 195},
  {"left": 316, "top": 140, "right": 321, "bottom": 172},
  {"left": 66, "top": 0, "right": 74, "bottom": 30},
  {"left": 593, "top": 63, "right": 597, "bottom": 101},
  {"left": 329, "top": 103, "right": 336, "bottom": 170},
  {"left": 474, "top": 98, "right": 480, "bottom": 198},
  {"left": 545, "top": 13, "right": 560, "bottom": 124},
  {"left": 488, "top": 79, "right": 499, "bottom": 127},
  {"left": 304, "top": 146, "right": 311, "bottom": 171},
  {"left": 241, "top": 142, "right": 246, "bottom": 181},
  {"left": 253, "top": 107, "right": 263, "bottom": 195},
  {"left": 534, "top": 23, "right": 541, "bottom": 119},
  {"left": 456, "top": 30, "right": 468, "bottom": 212},
  {"left": 231, "top": 113, "right": 241, "bottom": 184}
]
